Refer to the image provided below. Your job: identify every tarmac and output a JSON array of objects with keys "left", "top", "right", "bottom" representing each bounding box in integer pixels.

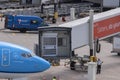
[{"left": 0, "top": 16, "right": 120, "bottom": 80}]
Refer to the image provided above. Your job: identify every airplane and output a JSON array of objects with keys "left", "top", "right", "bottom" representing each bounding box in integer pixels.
[{"left": 0, "top": 41, "right": 50, "bottom": 79}]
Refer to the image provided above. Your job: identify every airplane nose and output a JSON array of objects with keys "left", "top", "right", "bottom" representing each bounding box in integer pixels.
[{"left": 36, "top": 57, "right": 50, "bottom": 72}]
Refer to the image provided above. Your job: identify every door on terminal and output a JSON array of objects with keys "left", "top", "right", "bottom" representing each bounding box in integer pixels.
[{"left": 42, "top": 33, "right": 57, "bottom": 56}]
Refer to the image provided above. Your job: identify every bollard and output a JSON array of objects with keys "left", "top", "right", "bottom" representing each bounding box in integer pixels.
[
  {"left": 88, "top": 62, "right": 97, "bottom": 80},
  {"left": 70, "top": 8, "right": 75, "bottom": 20}
]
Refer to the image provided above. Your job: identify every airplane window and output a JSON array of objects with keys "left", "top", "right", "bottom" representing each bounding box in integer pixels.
[
  {"left": 21, "top": 53, "right": 26, "bottom": 57},
  {"left": 27, "top": 54, "right": 32, "bottom": 57},
  {"left": 31, "top": 53, "right": 35, "bottom": 56},
  {"left": 21, "top": 53, "right": 32, "bottom": 58}
]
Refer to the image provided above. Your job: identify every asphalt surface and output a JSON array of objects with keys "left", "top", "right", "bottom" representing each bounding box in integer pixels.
[{"left": 0, "top": 18, "right": 120, "bottom": 80}]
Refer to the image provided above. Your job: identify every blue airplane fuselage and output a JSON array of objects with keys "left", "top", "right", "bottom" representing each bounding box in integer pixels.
[{"left": 0, "top": 42, "right": 50, "bottom": 73}]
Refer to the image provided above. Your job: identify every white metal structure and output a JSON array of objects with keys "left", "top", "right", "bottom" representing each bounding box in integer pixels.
[
  {"left": 112, "top": 37, "right": 120, "bottom": 55},
  {"left": 103, "top": 0, "right": 120, "bottom": 8},
  {"left": 59, "top": 8, "right": 120, "bottom": 50},
  {"left": 59, "top": 7, "right": 120, "bottom": 80},
  {"left": 84, "top": 0, "right": 120, "bottom": 8}
]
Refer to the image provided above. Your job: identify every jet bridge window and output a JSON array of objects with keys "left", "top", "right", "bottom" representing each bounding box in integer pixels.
[
  {"left": 58, "top": 38, "right": 67, "bottom": 46},
  {"left": 21, "top": 53, "right": 32, "bottom": 58}
]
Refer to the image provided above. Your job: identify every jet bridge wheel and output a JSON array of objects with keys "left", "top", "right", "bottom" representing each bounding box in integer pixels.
[{"left": 70, "top": 61, "right": 76, "bottom": 70}]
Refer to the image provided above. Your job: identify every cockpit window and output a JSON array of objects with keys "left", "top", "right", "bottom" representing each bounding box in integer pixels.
[
  {"left": 21, "top": 53, "right": 32, "bottom": 58},
  {"left": 27, "top": 54, "right": 32, "bottom": 57},
  {"left": 21, "top": 53, "right": 26, "bottom": 57},
  {"left": 31, "top": 53, "right": 36, "bottom": 56}
]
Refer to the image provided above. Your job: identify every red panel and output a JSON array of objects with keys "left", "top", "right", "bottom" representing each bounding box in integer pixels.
[{"left": 94, "top": 15, "right": 120, "bottom": 39}]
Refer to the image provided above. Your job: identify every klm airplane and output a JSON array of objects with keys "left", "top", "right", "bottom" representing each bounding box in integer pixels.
[{"left": 0, "top": 41, "right": 50, "bottom": 79}]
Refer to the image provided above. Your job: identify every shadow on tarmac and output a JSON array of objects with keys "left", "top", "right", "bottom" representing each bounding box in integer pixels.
[
  {"left": 102, "top": 54, "right": 120, "bottom": 71},
  {"left": 1, "top": 29, "right": 38, "bottom": 34},
  {"left": 103, "top": 62, "right": 120, "bottom": 70},
  {"left": 0, "top": 28, "right": 5, "bottom": 30},
  {"left": 109, "top": 54, "right": 120, "bottom": 58}
]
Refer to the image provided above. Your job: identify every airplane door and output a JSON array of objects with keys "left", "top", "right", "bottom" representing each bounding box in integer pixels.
[
  {"left": 42, "top": 33, "right": 58, "bottom": 56},
  {"left": 2, "top": 49, "right": 10, "bottom": 66}
]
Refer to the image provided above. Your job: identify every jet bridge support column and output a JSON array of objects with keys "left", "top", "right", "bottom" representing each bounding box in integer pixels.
[
  {"left": 89, "top": 10, "right": 94, "bottom": 57},
  {"left": 88, "top": 10, "right": 97, "bottom": 80}
]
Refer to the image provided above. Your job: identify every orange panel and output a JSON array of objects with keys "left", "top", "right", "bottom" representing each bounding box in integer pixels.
[{"left": 94, "top": 15, "right": 120, "bottom": 39}]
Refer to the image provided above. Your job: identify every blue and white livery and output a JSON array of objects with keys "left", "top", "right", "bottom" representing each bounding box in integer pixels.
[{"left": 0, "top": 41, "right": 50, "bottom": 78}]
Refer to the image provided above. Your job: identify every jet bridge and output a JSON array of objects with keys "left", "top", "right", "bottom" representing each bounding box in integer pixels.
[
  {"left": 59, "top": 8, "right": 120, "bottom": 70},
  {"left": 37, "top": 8, "right": 120, "bottom": 68},
  {"left": 59, "top": 8, "right": 120, "bottom": 50}
]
